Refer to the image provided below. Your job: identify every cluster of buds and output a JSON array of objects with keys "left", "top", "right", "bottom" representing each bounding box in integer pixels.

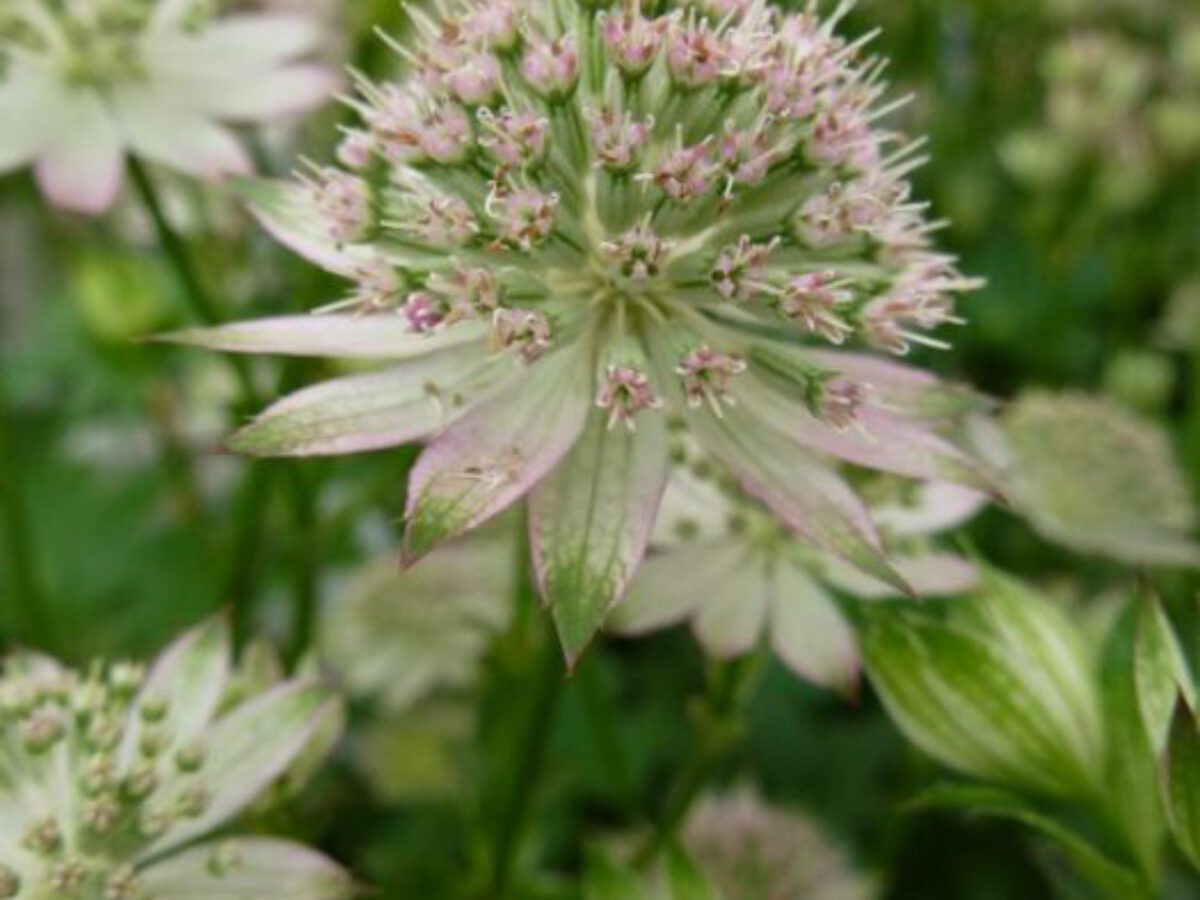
[{"left": 0, "top": 620, "right": 348, "bottom": 900}]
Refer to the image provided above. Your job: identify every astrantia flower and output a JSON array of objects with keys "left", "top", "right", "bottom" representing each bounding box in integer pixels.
[
  {"left": 0, "top": 0, "right": 336, "bottom": 213},
  {"left": 610, "top": 456, "right": 984, "bottom": 694},
  {"left": 169, "top": 0, "right": 988, "bottom": 663},
  {"left": 682, "top": 790, "right": 875, "bottom": 900},
  {"left": 0, "top": 619, "right": 351, "bottom": 900},
  {"left": 321, "top": 528, "right": 515, "bottom": 714}
]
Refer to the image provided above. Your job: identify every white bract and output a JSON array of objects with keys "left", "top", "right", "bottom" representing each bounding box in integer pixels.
[
  {"left": 0, "top": 0, "right": 336, "bottom": 213},
  {"left": 0, "top": 619, "right": 351, "bottom": 900},
  {"left": 611, "top": 461, "right": 984, "bottom": 693}
]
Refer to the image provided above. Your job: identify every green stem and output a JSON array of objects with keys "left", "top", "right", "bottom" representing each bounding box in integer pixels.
[
  {"left": 127, "top": 158, "right": 260, "bottom": 404},
  {"left": 130, "top": 159, "right": 322, "bottom": 655},
  {"left": 634, "top": 654, "right": 762, "bottom": 866},
  {"left": 577, "top": 656, "right": 638, "bottom": 813},
  {"left": 489, "top": 628, "right": 564, "bottom": 897},
  {"left": 224, "top": 465, "right": 273, "bottom": 648},
  {"left": 1188, "top": 345, "right": 1200, "bottom": 501},
  {"left": 0, "top": 376, "right": 54, "bottom": 646},
  {"left": 283, "top": 465, "right": 319, "bottom": 665},
  {"left": 486, "top": 524, "right": 566, "bottom": 898}
]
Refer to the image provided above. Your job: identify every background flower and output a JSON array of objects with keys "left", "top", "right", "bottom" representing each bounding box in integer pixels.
[
  {"left": 610, "top": 458, "right": 983, "bottom": 694},
  {"left": 0, "top": 617, "right": 350, "bottom": 899},
  {"left": 0, "top": 0, "right": 337, "bottom": 213}
]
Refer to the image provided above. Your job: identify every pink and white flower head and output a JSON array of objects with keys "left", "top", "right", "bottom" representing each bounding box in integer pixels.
[
  {"left": 0, "top": 0, "right": 337, "bottom": 214},
  {"left": 171, "top": 0, "right": 987, "bottom": 666}
]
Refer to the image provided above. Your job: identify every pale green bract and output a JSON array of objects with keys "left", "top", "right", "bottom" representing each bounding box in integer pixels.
[
  {"left": 863, "top": 569, "right": 1105, "bottom": 797},
  {"left": 971, "top": 391, "right": 1200, "bottom": 568},
  {"left": 169, "top": 0, "right": 989, "bottom": 664},
  {"left": 0, "top": 619, "right": 351, "bottom": 900}
]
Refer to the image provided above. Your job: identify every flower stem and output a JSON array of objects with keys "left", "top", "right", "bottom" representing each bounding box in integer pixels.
[
  {"left": 1188, "top": 345, "right": 1200, "bottom": 500},
  {"left": 634, "top": 654, "right": 762, "bottom": 866},
  {"left": 128, "top": 159, "right": 320, "bottom": 653},
  {"left": 0, "top": 373, "right": 55, "bottom": 646},
  {"left": 484, "top": 524, "right": 565, "bottom": 898},
  {"left": 127, "top": 158, "right": 260, "bottom": 404}
]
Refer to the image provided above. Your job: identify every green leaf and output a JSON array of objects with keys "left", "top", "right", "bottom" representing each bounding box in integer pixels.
[
  {"left": 1135, "top": 595, "right": 1196, "bottom": 753},
  {"left": 531, "top": 406, "right": 670, "bottom": 666},
  {"left": 909, "top": 784, "right": 1150, "bottom": 899},
  {"left": 1100, "top": 602, "right": 1165, "bottom": 879},
  {"left": 1163, "top": 701, "right": 1200, "bottom": 870}
]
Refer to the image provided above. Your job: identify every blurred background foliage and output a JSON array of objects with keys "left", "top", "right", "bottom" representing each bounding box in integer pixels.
[{"left": 1, "top": 0, "right": 1198, "bottom": 898}]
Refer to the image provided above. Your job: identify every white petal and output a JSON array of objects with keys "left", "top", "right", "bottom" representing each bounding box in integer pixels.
[
  {"left": 769, "top": 562, "right": 859, "bottom": 692},
  {"left": 242, "top": 178, "right": 375, "bottom": 277},
  {"left": 112, "top": 86, "right": 250, "bottom": 180},
  {"left": 120, "top": 618, "right": 232, "bottom": 768},
  {"left": 607, "top": 541, "right": 747, "bottom": 636},
  {"left": 872, "top": 482, "right": 989, "bottom": 537},
  {"left": 530, "top": 406, "right": 671, "bottom": 664},
  {"left": 148, "top": 0, "right": 207, "bottom": 31},
  {"left": 174, "top": 64, "right": 338, "bottom": 122},
  {"left": 144, "top": 682, "right": 336, "bottom": 858},
  {"left": 147, "top": 15, "right": 324, "bottom": 67},
  {"left": 822, "top": 552, "right": 979, "bottom": 600},
  {"left": 141, "top": 838, "right": 353, "bottom": 899},
  {"left": 34, "top": 89, "right": 124, "bottom": 214},
  {"left": 0, "top": 68, "right": 58, "bottom": 173},
  {"left": 693, "top": 565, "right": 770, "bottom": 659}
]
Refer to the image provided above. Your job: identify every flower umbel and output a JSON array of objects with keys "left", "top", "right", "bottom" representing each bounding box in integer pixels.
[
  {"left": 0, "top": 0, "right": 336, "bottom": 213},
  {"left": 171, "top": 0, "right": 988, "bottom": 664},
  {"left": 0, "top": 619, "right": 350, "bottom": 900}
]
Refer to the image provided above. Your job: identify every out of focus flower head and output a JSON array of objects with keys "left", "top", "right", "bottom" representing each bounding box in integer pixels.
[
  {"left": 1001, "top": 7, "right": 1200, "bottom": 211},
  {"left": 587, "top": 789, "right": 875, "bottom": 900},
  {"left": 171, "top": 0, "right": 989, "bottom": 664},
  {"left": 683, "top": 790, "right": 875, "bottom": 900},
  {"left": 0, "top": 0, "right": 337, "bottom": 213},
  {"left": 321, "top": 528, "right": 514, "bottom": 715},
  {"left": 610, "top": 447, "right": 984, "bottom": 694},
  {"left": 971, "top": 390, "right": 1200, "bottom": 568},
  {"left": 0, "top": 618, "right": 351, "bottom": 900}
]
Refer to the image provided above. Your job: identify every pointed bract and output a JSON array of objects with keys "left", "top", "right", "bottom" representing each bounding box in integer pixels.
[
  {"left": 404, "top": 347, "right": 592, "bottom": 564},
  {"left": 531, "top": 407, "right": 671, "bottom": 664}
]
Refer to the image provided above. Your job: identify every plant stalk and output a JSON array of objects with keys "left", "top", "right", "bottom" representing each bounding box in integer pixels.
[
  {"left": 634, "top": 654, "right": 762, "bottom": 866},
  {"left": 129, "top": 159, "right": 320, "bottom": 653},
  {"left": 0, "top": 374, "right": 55, "bottom": 646}
]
